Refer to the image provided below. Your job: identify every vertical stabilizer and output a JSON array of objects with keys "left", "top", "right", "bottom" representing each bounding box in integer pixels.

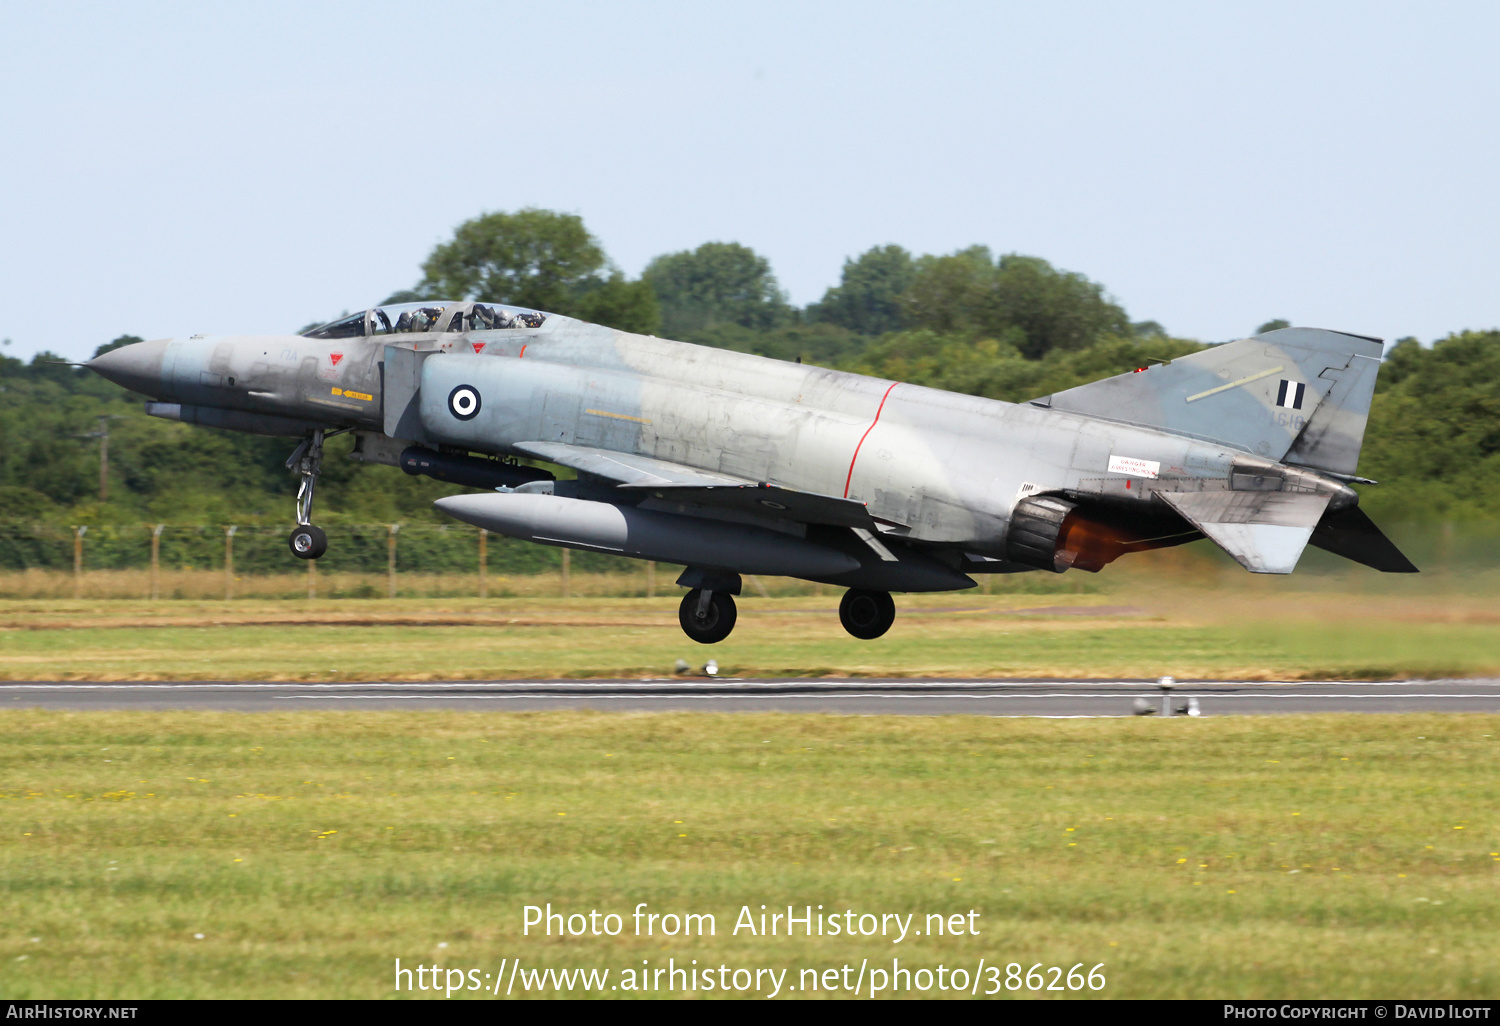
[{"left": 1035, "top": 327, "right": 1384, "bottom": 469}]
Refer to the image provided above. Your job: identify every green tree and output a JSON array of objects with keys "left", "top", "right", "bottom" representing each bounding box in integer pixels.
[
  {"left": 417, "top": 208, "right": 607, "bottom": 313},
  {"left": 571, "top": 272, "right": 661, "bottom": 335},
  {"left": 643, "top": 242, "right": 791, "bottom": 340},
  {"left": 989, "top": 254, "right": 1131, "bottom": 358},
  {"left": 901, "top": 246, "right": 994, "bottom": 333},
  {"left": 1359, "top": 331, "right": 1500, "bottom": 521},
  {"left": 399, "top": 209, "right": 659, "bottom": 334},
  {"left": 1256, "top": 319, "right": 1291, "bottom": 334},
  {"left": 903, "top": 248, "right": 1131, "bottom": 359},
  {"left": 808, "top": 244, "right": 914, "bottom": 336}
]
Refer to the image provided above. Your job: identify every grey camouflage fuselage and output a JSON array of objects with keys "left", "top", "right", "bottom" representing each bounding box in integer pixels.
[{"left": 87, "top": 305, "right": 1415, "bottom": 630}]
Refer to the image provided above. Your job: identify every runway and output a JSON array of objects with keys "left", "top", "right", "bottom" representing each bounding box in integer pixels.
[{"left": 3, "top": 678, "right": 1499, "bottom": 716}]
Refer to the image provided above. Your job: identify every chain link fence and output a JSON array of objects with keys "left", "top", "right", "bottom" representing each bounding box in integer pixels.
[
  {"left": 0, "top": 521, "right": 692, "bottom": 600},
  {"left": 0, "top": 520, "right": 1495, "bottom": 600}
]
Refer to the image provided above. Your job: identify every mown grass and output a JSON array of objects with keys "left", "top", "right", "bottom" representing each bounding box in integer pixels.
[
  {"left": 2, "top": 587, "right": 1498, "bottom": 680},
  {"left": 0, "top": 711, "right": 1495, "bottom": 999}
]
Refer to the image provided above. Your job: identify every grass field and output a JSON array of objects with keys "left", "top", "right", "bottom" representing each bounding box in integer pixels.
[
  {"left": 2, "top": 566, "right": 1496, "bottom": 1000},
  {"left": 2, "top": 581, "right": 1498, "bottom": 681},
  {"left": 0, "top": 710, "right": 1496, "bottom": 999}
]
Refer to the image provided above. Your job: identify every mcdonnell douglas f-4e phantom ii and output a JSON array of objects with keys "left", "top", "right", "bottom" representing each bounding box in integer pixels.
[{"left": 87, "top": 300, "right": 1416, "bottom": 643}]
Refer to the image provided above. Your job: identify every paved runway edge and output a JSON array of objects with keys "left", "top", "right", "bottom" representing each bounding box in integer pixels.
[{"left": 3, "top": 678, "right": 1498, "bottom": 716}]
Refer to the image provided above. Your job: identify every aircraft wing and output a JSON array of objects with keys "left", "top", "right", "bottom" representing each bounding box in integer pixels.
[
  {"left": 1157, "top": 490, "right": 1332, "bottom": 574},
  {"left": 512, "top": 441, "right": 746, "bottom": 488},
  {"left": 510, "top": 440, "right": 881, "bottom": 529}
]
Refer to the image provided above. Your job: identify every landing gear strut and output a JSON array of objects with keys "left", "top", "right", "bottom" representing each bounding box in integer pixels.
[
  {"left": 287, "top": 430, "right": 328, "bottom": 560},
  {"left": 679, "top": 588, "right": 737, "bottom": 644},
  {"left": 839, "top": 588, "right": 895, "bottom": 639}
]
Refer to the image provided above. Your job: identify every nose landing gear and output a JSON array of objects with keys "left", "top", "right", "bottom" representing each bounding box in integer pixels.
[
  {"left": 839, "top": 588, "right": 895, "bottom": 639},
  {"left": 289, "top": 524, "right": 327, "bottom": 559},
  {"left": 286, "top": 430, "right": 328, "bottom": 560}
]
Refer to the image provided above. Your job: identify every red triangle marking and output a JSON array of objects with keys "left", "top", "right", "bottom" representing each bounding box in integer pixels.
[
  {"left": 471, "top": 342, "right": 487, "bottom": 354},
  {"left": 329, "top": 353, "right": 344, "bottom": 366}
]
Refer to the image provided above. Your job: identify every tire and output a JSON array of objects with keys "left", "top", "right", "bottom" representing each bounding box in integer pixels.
[
  {"left": 288, "top": 524, "right": 328, "bottom": 560},
  {"left": 839, "top": 588, "right": 895, "bottom": 639},
  {"left": 678, "top": 589, "right": 737, "bottom": 644}
]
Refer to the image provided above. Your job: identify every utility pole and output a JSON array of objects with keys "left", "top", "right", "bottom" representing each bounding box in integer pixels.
[
  {"left": 388, "top": 524, "right": 400, "bottom": 599},
  {"left": 560, "top": 547, "right": 570, "bottom": 599},
  {"left": 98, "top": 417, "right": 108, "bottom": 501},
  {"left": 224, "top": 526, "right": 237, "bottom": 601},
  {"left": 150, "top": 524, "right": 164, "bottom": 600},
  {"left": 478, "top": 528, "right": 488, "bottom": 599},
  {"left": 72, "top": 526, "right": 87, "bottom": 598},
  {"left": 78, "top": 415, "right": 122, "bottom": 502},
  {"left": 645, "top": 560, "right": 655, "bottom": 599}
]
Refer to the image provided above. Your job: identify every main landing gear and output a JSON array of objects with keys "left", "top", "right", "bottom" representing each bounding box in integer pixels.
[
  {"left": 672, "top": 575, "right": 897, "bottom": 644},
  {"left": 839, "top": 588, "right": 896, "bottom": 640},
  {"left": 679, "top": 588, "right": 737, "bottom": 644},
  {"left": 287, "top": 430, "right": 328, "bottom": 560}
]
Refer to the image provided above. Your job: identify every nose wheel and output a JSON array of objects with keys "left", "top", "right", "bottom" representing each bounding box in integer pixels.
[
  {"left": 678, "top": 588, "right": 737, "bottom": 644},
  {"left": 289, "top": 524, "right": 328, "bottom": 560},
  {"left": 839, "top": 588, "right": 895, "bottom": 639},
  {"left": 286, "top": 430, "right": 327, "bottom": 560}
]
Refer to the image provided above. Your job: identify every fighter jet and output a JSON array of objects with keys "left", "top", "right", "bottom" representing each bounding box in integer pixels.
[{"left": 87, "top": 300, "right": 1416, "bottom": 643}]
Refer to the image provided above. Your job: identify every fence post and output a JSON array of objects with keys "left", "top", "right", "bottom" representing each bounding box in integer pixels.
[
  {"left": 72, "top": 526, "right": 87, "bottom": 599},
  {"left": 307, "top": 557, "right": 316, "bottom": 601},
  {"left": 388, "top": 524, "right": 400, "bottom": 599},
  {"left": 645, "top": 560, "right": 655, "bottom": 598},
  {"left": 560, "top": 547, "right": 570, "bottom": 599},
  {"left": 224, "top": 526, "right": 237, "bottom": 601},
  {"left": 478, "top": 528, "right": 488, "bottom": 599},
  {"left": 150, "top": 524, "right": 164, "bottom": 600}
]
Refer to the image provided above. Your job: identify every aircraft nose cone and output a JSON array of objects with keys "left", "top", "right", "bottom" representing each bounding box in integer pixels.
[{"left": 86, "top": 339, "right": 170, "bottom": 397}]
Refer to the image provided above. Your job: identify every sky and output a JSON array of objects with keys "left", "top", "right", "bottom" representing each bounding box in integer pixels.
[{"left": 1, "top": 0, "right": 1497, "bottom": 362}]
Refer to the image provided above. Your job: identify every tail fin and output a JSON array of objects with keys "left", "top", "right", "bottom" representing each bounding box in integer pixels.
[{"left": 1034, "top": 327, "right": 1384, "bottom": 474}]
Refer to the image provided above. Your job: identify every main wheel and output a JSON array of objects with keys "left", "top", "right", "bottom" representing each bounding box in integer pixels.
[
  {"left": 678, "top": 589, "right": 737, "bottom": 644},
  {"left": 288, "top": 524, "right": 327, "bottom": 560},
  {"left": 839, "top": 588, "right": 895, "bottom": 639}
]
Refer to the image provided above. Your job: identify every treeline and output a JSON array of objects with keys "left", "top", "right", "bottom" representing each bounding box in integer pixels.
[{"left": 0, "top": 208, "right": 1496, "bottom": 560}]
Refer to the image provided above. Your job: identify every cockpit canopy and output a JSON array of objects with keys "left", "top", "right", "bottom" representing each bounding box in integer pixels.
[{"left": 302, "top": 301, "right": 548, "bottom": 339}]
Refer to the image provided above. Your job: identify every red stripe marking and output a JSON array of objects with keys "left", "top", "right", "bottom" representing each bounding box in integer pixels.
[
  {"left": 518, "top": 344, "right": 527, "bottom": 359},
  {"left": 843, "top": 381, "right": 899, "bottom": 498}
]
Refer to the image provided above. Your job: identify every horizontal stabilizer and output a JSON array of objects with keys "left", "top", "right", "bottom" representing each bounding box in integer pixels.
[
  {"left": 1158, "top": 490, "right": 1331, "bottom": 574},
  {"left": 1309, "top": 506, "right": 1419, "bottom": 573},
  {"left": 511, "top": 440, "right": 879, "bottom": 528}
]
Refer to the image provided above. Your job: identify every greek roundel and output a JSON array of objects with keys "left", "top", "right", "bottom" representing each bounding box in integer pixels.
[
  {"left": 1275, "top": 379, "right": 1306, "bottom": 410},
  {"left": 447, "top": 384, "right": 482, "bottom": 420}
]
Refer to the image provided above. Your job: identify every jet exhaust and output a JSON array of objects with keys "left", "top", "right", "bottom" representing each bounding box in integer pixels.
[{"left": 1006, "top": 495, "right": 1200, "bottom": 573}]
